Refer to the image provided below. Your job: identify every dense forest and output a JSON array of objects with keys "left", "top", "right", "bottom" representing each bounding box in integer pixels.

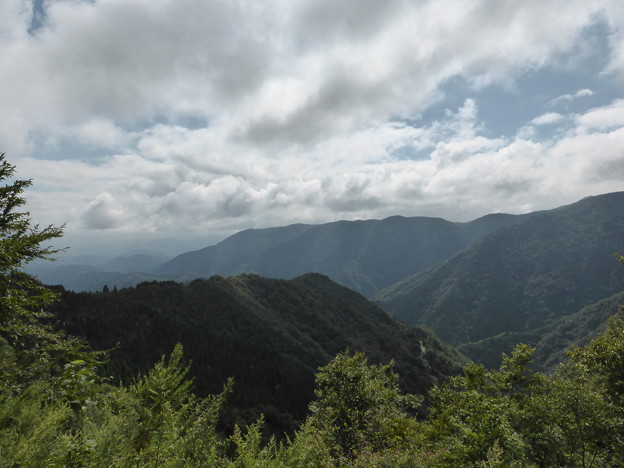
[
  {"left": 48, "top": 274, "right": 465, "bottom": 435},
  {"left": 2, "top": 153, "right": 624, "bottom": 466}
]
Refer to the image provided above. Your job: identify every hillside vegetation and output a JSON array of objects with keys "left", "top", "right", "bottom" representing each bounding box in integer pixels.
[
  {"left": 376, "top": 192, "right": 624, "bottom": 367},
  {"left": 50, "top": 273, "right": 465, "bottom": 434}
]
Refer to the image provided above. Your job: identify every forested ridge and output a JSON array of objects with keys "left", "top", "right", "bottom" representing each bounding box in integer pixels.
[
  {"left": 2, "top": 154, "right": 624, "bottom": 466},
  {"left": 48, "top": 273, "right": 465, "bottom": 435},
  {"left": 376, "top": 191, "right": 624, "bottom": 368}
]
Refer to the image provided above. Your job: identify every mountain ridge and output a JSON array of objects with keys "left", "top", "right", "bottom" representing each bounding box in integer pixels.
[
  {"left": 375, "top": 191, "right": 624, "bottom": 366},
  {"left": 50, "top": 273, "right": 466, "bottom": 434},
  {"left": 153, "top": 211, "right": 533, "bottom": 297}
]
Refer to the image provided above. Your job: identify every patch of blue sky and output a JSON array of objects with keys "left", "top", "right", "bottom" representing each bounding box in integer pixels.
[
  {"left": 389, "top": 144, "right": 432, "bottom": 161},
  {"left": 28, "top": 0, "right": 46, "bottom": 34},
  {"left": 31, "top": 143, "right": 119, "bottom": 163},
  {"left": 28, "top": 131, "right": 125, "bottom": 162},
  {"left": 134, "top": 113, "right": 211, "bottom": 132},
  {"left": 401, "top": 19, "right": 619, "bottom": 142}
]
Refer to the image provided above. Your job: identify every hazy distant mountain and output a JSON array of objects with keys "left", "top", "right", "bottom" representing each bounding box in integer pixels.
[
  {"left": 26, "top": 264, "right": 126, "bottom": 292},
  {"left": 375, "top": 192, "right": 624, "bottom": 366},
  {"left": 101, "top": 253, "right": 171, "bottom": 273},
  {"left": 25, "top": 253, "right": 172, "bottom": 292},
  {"left": 155, "top": 212, "right": 531, "bottom": 297},
  {"left": 51, "top": 273, "right": 465, "bottom": 434}
]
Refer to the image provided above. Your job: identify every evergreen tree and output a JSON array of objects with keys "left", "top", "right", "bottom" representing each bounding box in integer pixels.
[{"left": 0, "top": 153, "right": 96, "bottom": 396}]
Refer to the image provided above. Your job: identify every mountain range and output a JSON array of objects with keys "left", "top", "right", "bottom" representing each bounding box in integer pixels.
[
  {"left": 153, "top": 212, "right": 533, "bottom": 297},
  {"left": 375, "top": 192, "right": 624, "bottom": 366},
  {"left": 37, "top": 191, "right": 624, "bottom": 370},
  {"left": 31, "top": 211, "right": 533, "bottom": 296}
]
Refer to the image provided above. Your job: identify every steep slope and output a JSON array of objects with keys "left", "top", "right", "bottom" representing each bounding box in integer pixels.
[
  {"left": 155, "top": 213, "right": 530, "bottom": 297},
  {"left": 376, "top": 192, "right": 624, "bottom": 365},
  {"left": 50, "top": 274, "right": 465, "bottom": 434}
]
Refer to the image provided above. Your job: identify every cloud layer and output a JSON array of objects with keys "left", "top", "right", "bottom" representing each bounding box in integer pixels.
[{"left": 2, "top": 0, "right": 624, "bottom": 238}]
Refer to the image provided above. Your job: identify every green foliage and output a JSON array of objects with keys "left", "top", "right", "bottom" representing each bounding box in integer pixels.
[
  {"left": 423, "top": 345, "right": 534, "bottom": 465},
  {"left": 568, "top": 254, "right": 624, "bottom": 403},
  {"left": 0, "top": 153, "right": 99, "bottom": 399},
  {"left": 302, "top": 351, "right": 421, "bottom": 462},
  {"left": 422, "top": 341, "right": 624, "bottom": 467},
  {"left": 519, "top": 365, "right": 623, "bottom": 466},
  {"left": 0, "top": 345, "right": 232, "bottom": 467}
]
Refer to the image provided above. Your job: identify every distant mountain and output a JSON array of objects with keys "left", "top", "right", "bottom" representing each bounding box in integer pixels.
[
  {"left": 50, "top": 273, "right": 465, "bottom": 435},
  {"left": 155, "top": 213, "right": 530, "bottom": 297},
  {"left": 27, "top": 263, "right": 125, "bottom": 292},
  {"left": 25, "top": 253, "right": 172, "bottom": 292},
  {"left": 101, "top": 253, "right": 171, "bottom": 273},
  {"left": 375, "top": 192, "right": 624, "bottom": 366}
]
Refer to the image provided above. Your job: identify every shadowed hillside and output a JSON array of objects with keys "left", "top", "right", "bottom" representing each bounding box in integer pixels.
[{"left": 50, "top": 273, "right": 465, "bottom": 434}]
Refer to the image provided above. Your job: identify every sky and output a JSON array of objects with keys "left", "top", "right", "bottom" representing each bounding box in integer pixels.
[{"left": 2, "top": 0, "right": 624, "bottom": 254}]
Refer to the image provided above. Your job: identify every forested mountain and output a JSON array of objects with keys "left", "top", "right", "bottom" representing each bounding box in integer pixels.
[
  {"left": 457, "top": 290, "right": 624, "bottom": 370},
  {"left": 23, "top": 212, "right": 527, "bottom": 295},
  {"left": 50, "top": 273, "right": 465, "bottom": 434},
  {"left": 154, "top": 212, "right": 530, "bottom": 297},
  {"left": 376, "top": 192, "right": 624, "bottom": 366}
]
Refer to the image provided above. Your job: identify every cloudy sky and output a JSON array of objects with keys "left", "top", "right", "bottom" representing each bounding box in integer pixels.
[{"left": 2, "top": 0, "right": 624, "bottom": 251}]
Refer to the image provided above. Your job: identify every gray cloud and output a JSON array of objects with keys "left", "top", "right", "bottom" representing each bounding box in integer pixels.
[
  {"left": 82, "top": 193, "right": 125, "bottom": 229},
  {"left": 1, "top": 0, "right": 623, "bottom": 239},
  {"left": 293, "top": 0, "right": 407, "bottom": 47}
]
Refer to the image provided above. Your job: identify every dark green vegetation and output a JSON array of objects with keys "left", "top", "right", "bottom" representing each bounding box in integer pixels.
[
  {"left": 376, "top": 192, "right": 624, "bottom": 367},
  {"left": 2, "top": 153, "right": 624, "bottom": 466},
  {"left": 460, "top": 290, "right": 624, "bottom": 371},
  {"left": 50, "top": 273, "right": 465, "bottom": 435}
]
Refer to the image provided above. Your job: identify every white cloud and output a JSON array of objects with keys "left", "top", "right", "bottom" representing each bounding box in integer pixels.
[
  {"left": 1, "top": 0, "right": 623, "bottom": 241},
  {"left": 82, "top": 192, "right": 126, "bottom": 229},
  {"left": 550, "top": 88, "right": 595, "bottom": 107},
  {"left": 576, "top": 99, "right": 624, "bottom": 131},
  {"left": 531, "top": 112, "right": 564, "bottom": 126}
]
